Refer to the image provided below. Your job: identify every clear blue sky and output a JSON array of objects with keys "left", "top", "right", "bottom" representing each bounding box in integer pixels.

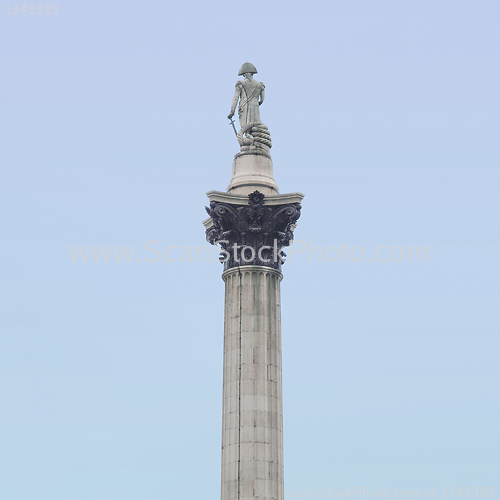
[{"left": 1, "top": 0, "right": 499, "bottom": 498}]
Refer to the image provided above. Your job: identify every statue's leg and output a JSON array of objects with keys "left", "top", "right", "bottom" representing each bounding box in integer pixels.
[{"left": 238, "top": 106, "right": 247, "bottom": 129}]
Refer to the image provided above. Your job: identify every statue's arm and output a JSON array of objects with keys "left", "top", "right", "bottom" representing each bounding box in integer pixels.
[
  {"left": 259, "top": 87, "right": 265, "bottom": 106},
  {"left": 228, "top": 84, "right": 241, "bottom": 119}
]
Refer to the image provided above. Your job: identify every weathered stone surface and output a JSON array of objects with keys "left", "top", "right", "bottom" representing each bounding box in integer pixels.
[
  {"left": 220, "top": 266, "right": 284, "bottom": 500},
  {"left": 227, "top": 153, "right": 278, "bottom": 196}
]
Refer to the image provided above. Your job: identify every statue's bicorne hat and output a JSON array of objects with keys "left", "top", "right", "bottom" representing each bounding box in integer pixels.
[{"left": 238, "top": 62, "right": 258, "bottom": 76}]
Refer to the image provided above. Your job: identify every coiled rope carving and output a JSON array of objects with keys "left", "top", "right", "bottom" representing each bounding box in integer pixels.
[{"left": 237, "top": 122, "right": 272, "bottom": 152}]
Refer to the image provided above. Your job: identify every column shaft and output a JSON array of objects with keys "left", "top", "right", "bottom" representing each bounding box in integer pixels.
[{"left": 221, "top": 266, "right": 284, "bottom": 500}]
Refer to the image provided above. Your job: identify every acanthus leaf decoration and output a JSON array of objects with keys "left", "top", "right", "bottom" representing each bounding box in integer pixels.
[{"left": 205, "top": 191, "right": 302, "bottom": 271}]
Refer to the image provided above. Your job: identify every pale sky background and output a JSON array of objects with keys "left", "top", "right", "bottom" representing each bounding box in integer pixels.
[{"left": 1, "top": 0, "right": 499, "bottom": 498}]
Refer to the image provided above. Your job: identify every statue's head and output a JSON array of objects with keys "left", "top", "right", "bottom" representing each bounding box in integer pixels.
[{"left": 238, "top": 62, "right": 258, "bottom": 76}]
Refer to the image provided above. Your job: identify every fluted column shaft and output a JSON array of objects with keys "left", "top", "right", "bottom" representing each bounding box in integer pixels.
[{"left": 221, "top": 265, "right": 284, "bottom": 500}]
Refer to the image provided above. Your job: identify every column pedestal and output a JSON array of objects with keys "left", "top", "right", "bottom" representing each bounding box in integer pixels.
[{"left": 227, "top": 152, "right": 279, "bottom": 196}]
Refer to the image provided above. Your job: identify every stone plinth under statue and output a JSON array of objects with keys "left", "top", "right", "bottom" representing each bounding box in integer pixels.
[{"left": 227, "top": 151, "right": 278, "bottom": 196}]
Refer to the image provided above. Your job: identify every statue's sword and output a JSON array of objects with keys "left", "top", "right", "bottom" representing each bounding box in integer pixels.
[{"left": 229, "top": 117, "right": 238, "bottom": 137}]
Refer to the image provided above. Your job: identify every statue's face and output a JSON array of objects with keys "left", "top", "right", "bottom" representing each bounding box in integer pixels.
[{"left": 243, "top": 73, "right": 254, "bottom": 80}]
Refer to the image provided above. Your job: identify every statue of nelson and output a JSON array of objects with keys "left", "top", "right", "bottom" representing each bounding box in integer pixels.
[{"left": 227, "top": 62, "right": 265, "bottom": 129}]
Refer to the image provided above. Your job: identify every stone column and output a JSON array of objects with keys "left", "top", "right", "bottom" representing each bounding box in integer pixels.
[
  {"left": 204, "top": 188, "right": 303, "bottom": 500},
  {"left": 206, "top": 62, "right": 305, "bottom": 500},
  {"left": 221, "top": 266, "right": 284, "bottom": 500}
]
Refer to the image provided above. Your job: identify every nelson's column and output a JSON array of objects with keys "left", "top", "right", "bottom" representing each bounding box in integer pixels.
[{"left": 203, "top": 62, "right": 304, "bottom": 500}]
